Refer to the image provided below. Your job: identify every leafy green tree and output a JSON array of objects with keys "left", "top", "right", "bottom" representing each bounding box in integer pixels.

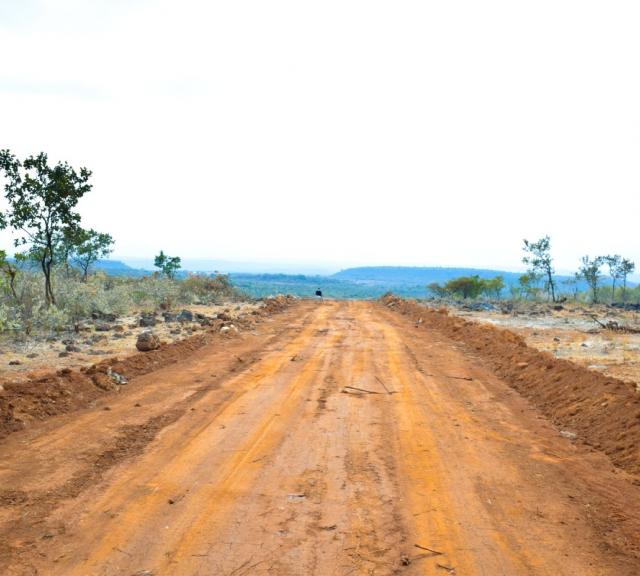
[
  {"left": 154, "top": 250, "right": 181, "bottom": 279},
  {"left": 484, "top": 276, "right": 505, "bottom": 298},
  {"left": 619, "top": 258, "right": 635, "bottom": 302},
  {"left": 578, "top": 255, "right": 604, "bottom": 303},
  {"left": 0, "top": 150, "right": 91, "bottom": 305},
  {"left": 445, "top": 275, "right": 484, "bottom": 299},
  {"left": 518, "top": 272, "right": 540, "bottom": 300},
  {"left": 522, "top": 236, "right": 557, "bottom": 302},
  {"left": 71, "top": 229, "right": 115, "bottom": 281}
]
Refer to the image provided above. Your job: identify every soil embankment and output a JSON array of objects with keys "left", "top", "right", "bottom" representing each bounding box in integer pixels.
[
  {"left": 0, "top": 296, "right": 294, "bottom": 439},
  {"left": 381, "top": 295, "right": 640, "bottom": 477}
]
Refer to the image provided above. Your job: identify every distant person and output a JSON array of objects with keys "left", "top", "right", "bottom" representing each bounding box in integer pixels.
[{"left": 315, "top": 289, "right": 323, "bottom": 301}]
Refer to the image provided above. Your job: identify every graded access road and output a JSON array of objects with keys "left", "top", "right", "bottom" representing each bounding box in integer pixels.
[{"left": 1, "top": 301, "right": 639, "bottom": 575}]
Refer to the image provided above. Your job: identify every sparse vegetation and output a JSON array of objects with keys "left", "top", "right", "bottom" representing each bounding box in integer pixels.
[{"left": 0, "top": 150, "right": 246, "bottom": 338}]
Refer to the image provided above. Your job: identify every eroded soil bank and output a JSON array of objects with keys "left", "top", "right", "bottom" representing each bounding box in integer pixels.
[
  {"left": 0, "top": 296, "right": 294, "bottom": 439},
  {"left": 382, "top": 295, "right": 640, "bottom": 477}
]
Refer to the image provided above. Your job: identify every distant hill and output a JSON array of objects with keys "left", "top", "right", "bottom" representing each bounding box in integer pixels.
[
  {"left": 332, "top": 266, "right": 525, "bottom": 286},
  {"left": 92, "top": 260, "right": 149, "bottom": 277}
]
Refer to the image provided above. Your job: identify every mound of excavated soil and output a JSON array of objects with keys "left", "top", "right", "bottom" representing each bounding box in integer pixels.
[
  {"left": 381, "top": 295, "right": 640, "bottom": 477},
  {"left": 0, "top": 296, "right": 296, "bottom": 440}
]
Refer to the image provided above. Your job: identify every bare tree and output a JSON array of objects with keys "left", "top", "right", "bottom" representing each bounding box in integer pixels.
[
  {"left": 522, "top": 236, "right": 557, "bottom": 302},
  {"left": 619, "top": 258, "right": 636, "bottom": 302},
  {"left": 578, "top": 256, "right": 604, "bottom": 303}
]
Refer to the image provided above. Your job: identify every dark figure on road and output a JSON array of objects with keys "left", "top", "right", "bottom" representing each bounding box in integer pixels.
[{"left": 315, "top": 289, "right": 323, "bottom": 301}]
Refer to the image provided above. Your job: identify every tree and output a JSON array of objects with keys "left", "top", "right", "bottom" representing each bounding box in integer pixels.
[
  {"left": 426, "top": 282, "right": 448, "bottom": 298},
  {"left": 578, "top": 256, "right": 604, "bottom": 303},
  {"left": 484, "top": 276, "right": 505, "bottom": 299},
  {"left": 603, "top": 255, "right": 623, "bottom": 303},
  {"left": 561, "top": 274, "right": 580, "bottom": 300},
  {"left": 444, "top": 275, "right": 484, "bottom": 299},
  {"left": 154, "top": 250, "right": 181, "bottom": 279},
  {"left": 71, "top": 229, "right": 115, "bottom": 281},
  {"left": 518, "top": 272, "right": 540, "bottom": 300},
  {"left": 0, "top": 150, "right": 91, "bottom": 305},
  {"left": 0, "top": 250, "right": 19, "bottom": 300},
  {"left": 522, "top": 236, "right": 557, "bottom": 302},
  {"left": 619, "top": 258, "right": 635, "bottom": 302}
]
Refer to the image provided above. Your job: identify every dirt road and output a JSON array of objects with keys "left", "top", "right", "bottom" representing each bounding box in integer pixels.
[{"left": 1, "top": 301, "right": 639, "bottom": 575}]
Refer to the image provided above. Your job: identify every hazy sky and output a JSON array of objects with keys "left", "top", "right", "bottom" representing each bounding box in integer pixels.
[{"left": 1, "top": 0, "right": 638, "bottom": 273}]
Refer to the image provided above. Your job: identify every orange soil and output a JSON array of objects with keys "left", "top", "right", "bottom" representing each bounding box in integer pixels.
[{"left": 0, "top": 300, "right": 638, "bottom": 575}]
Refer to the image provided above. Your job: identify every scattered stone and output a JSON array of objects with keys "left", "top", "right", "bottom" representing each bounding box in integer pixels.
[
  {"left": 26, "top": 353, "right": 39, "bottom": 359},
  {"left": 58, "top": 352, "right": 70, "bottom": 358},
  {"left": 553, "top": 337, "right": 560, "bottom": 342},
  {"left": 8, "top": 360, "right": 21, "bottom": 366},
  {"left": 136, "top": 331, "right": 160, "bottom": 352},
  {"left": 220, "top": 322, "right": 238, "bottom": 334},
  {"left": 139, "top": 313, "right": 157, "bottom": 328},
  {"left": 94, "top": 322, "right": 111, "bottom": 332},
  {"left": 560, "top": 430, "right": 577, "bottom": 440},
  {"left": 107, "top": 367, "right": 128, "bottom": 385},
  {"left": 65, "top": 344, "right": 81, "bottom": 353},
  {"left": 113, "top": 325, "right": 125, "bottom": 333},
  {"left": 177, "top": 309, "right": 193, "bottom": 323},
  {"left": 163, "top": 312, "right": 177, "bottom": 323},
  {"left": 92, "top": 312, "right": 117, "bottom": 322}
]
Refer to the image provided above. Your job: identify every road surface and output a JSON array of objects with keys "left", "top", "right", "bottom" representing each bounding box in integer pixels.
[{"left": 1, "top": 301, "right": 639, "bottom": 575}]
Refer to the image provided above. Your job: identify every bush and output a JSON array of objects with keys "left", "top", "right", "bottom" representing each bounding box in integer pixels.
[{"left": 0, "top": 266, "right": 247, "bottom": 336}]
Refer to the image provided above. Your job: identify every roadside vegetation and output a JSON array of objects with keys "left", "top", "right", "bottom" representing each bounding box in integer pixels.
[
  {"left": 427, "top": 236, "right": 637, "bottom": 305},
  {"left": 0, "top": 150, "right": 243, "bottom": 338}
]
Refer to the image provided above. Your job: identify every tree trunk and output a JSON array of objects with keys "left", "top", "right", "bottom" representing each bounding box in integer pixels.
[
  {"left": 547, "top": 270, "right": 556, "bottom": 302},
  {"left": 41, "top": 255, "right": 55, "bottom": 306},
  {"left": 8, "top": 270, "right": 17, "bottom": 301}
]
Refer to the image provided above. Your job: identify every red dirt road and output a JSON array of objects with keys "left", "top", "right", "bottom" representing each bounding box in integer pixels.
[{"left": 1, "top": 301, "right": 639, "bottom": 575}]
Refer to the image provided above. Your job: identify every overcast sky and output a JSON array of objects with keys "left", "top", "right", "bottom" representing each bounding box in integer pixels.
[{"left": 1, "top": 0, "right": 638, "bottom": 273}]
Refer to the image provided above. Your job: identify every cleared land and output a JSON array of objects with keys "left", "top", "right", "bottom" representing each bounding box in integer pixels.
[{"left": 1, "top": 299, "right": 639, "bottom": 575}]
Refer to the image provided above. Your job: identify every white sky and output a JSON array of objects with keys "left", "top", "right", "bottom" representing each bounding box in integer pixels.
[{"left": 1, "top": 0, "right": 639, "bottom": 274}]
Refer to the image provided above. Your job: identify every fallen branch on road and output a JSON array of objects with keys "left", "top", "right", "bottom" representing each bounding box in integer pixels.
[{"left": 342, "top": 385, "right": 381, "bottom": 395}]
